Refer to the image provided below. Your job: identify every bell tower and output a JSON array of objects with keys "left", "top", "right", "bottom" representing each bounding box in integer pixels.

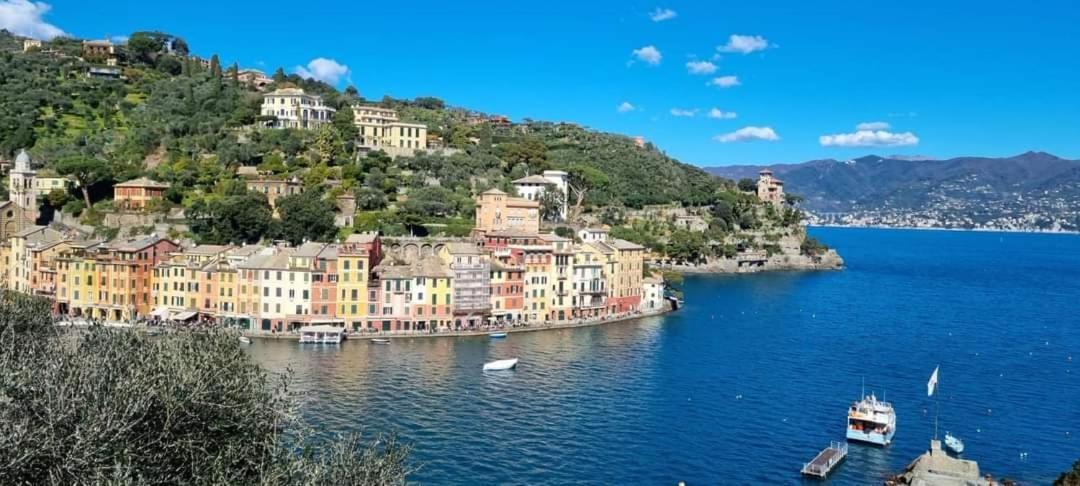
[{"left": 9, "top": 149, "right": 38, "bottom": 225}]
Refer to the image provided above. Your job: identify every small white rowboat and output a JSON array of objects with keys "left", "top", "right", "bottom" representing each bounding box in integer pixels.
[{"left": 482, "top": 358, "right": 518, "bottom": 371}]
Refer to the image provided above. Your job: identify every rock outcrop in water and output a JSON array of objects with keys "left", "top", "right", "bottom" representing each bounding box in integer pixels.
[{"left": 886, "top": 440, "right": 1011, "bottom": 486}]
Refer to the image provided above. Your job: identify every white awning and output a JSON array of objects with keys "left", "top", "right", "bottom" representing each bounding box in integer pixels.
[
  {"left": 171, "top": 311, "right": 197, "bottom": 321},
  {"left": 150, "top": 307, "right": 171, "bottom": 318}
]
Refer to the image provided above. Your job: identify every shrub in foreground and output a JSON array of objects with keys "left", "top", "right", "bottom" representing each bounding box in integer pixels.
[{"left": 0, "top": 292, "right": 410, "bottom": 485}]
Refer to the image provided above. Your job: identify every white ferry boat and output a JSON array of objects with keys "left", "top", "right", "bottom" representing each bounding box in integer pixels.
[
  {"left": 299, "top": 325, "right": 345, "bottom": 344},
  {"left": 846, "top": 392, "right": 896, "bottom": 446}
]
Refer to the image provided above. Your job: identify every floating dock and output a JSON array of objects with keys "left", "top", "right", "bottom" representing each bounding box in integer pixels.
[{"left": 801, "top": 441, "right": 848, "bottom": 479}]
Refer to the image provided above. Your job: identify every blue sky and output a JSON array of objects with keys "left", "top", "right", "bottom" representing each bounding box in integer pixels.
[{"left": 5, "top": 0, "right": 1080, "bottom": 166}]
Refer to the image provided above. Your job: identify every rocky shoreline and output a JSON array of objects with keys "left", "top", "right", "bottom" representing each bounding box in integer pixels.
[{"left": 657, "top": 249, "right": 844, "bottom": 275}]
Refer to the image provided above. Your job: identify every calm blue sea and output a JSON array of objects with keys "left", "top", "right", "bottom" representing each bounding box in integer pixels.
[{"left": 247, "top": 228, "right": 1080, "bottom": 485}]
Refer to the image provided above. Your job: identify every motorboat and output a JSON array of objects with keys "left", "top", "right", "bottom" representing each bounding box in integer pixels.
[
  {"left": 371, "top": 338, "right": 390, "bottom": 344},
  {"left": 846, "top": 392, "right": 896, "bottom": 446},
  {"left": 489, "top": 332, "right": 508, "bottom": 338},
  {"left": 482, "top": 358, "right": 518, "bottom": 371},
  {"left": 299, "top": 325, "right": 345, "bottom": 344},
  {"left": 944, "top": 432, "right": 964, "bottom": 454},
  {"left": 238, "top": 336, "right": 252, "bottom": 345}
]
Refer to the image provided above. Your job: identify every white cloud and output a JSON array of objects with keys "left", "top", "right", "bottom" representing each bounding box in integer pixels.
[
  {"left": 110, "top": 35, "right": 128, "bottom": 44},
  {"left": 649, "top": 7, "right": 677, "bottom": 22},
  {"left": 0, "top": 0, "right": 65, "bottom": 40},
  {"left": 708, "top": 75, "right": 740, "bottom": 88},
  {"left": 293, "top": 57, "right": 350, "bottom": 85},
  {"left": 717, "top": 34, "right": 770, "bottom": 54},
  {"left": 820, "top": 129, "right": 919, "bottom": 147},
  {"left": 669, "top": 108, "right": 697, "bottom": 117},
  {"left": 856, "top": 121, "right": 890, "bottom": 130},
  {"left": 685, "top": 60, "right": 717, "bottom": 75},
  {"left": 714, "top": 126, "right": 779, "bottom": 143},
  {"left": 616, "top": 101, "right": 636, "bottom": 113},
  {"left": 707, "top": 108, "right": 737, "bottom": 119},
  {"left": 631, "top": 45, "right": 662, "bottom": 66}
]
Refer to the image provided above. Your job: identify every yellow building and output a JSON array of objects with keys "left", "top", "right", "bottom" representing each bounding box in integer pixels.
[
  {"left": 8, "top": 226, "right": 69, "bottom": 297},
  {"left": 610, "top": 239, "right": 646, "bottom": 313},
  {"left": 351, "top": 104, "right": 428, "bottom": 154},
  {"left": 473, "top": 189, "right": 540, "bottom": 236},
  {"left": 336, "top": 232, "right": 380, "bottom": 329},
  {"left": 55, "top": 235, "right": 179, "bottom": 321}
]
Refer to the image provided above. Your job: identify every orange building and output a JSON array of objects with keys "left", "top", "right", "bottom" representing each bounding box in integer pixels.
[
  {"left": 757, "top": 169, "right": 785, "bottom": 206},
  {"left": 473, "top": 189, "right": 540, "bottom": 236},
  {"left": 114, "top": 177, "right": 169, "bottom": 210}
]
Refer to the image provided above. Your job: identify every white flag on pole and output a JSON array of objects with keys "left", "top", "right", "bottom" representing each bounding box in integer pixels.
[{"left": 927, "top": 365, "right": 939, "bottom": 397}]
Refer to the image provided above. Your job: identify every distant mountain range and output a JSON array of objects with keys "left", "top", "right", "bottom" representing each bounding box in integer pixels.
[{"left": 705, "top": 152, "right": 1080, "bottom": 231}]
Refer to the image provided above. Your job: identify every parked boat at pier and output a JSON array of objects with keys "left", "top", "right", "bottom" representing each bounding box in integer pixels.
[
  {"left": 299, "top": 325, "right": 345, "bottom": 344},
  {"left": 489, "top": 332, "right": 508, "bottom": 338},
  {"left": 371, "top": 338, "right": 390, "bottom": 344},
  {"left": 846, "top": 392, "right": 896, "bottom": 446}
]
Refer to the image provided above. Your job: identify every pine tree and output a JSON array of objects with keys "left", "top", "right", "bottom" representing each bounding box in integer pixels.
[
  {"left": 210, "top": 54, "right": 221, "bottom": 78},
  {"left": 272, "top": 67, "right": 286, "bottom": 83}
]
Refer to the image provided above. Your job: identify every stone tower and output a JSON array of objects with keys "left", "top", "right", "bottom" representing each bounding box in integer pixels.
[{"left": 9, "top": 149, "right": 38, "bottom": 225}]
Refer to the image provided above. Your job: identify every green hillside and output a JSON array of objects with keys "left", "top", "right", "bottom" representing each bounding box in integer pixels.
[{"left": 0, "top": 29, "right": 817, "bottom": 261}]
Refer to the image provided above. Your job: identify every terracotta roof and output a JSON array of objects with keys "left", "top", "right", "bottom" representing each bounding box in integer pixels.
[
  {"left": 345, "top": 232, "right": 378, "bottom": 244},
  {"left": 512, "top": 175, "right": 551, "bottom": 185},
  {"left": 611, "top": 238, "right": 645, "bottom": 251},
  {"left": 115, "top": 177, "right": 169, "bottom": 189}
]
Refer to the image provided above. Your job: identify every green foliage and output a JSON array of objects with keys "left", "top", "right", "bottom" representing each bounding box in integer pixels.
[
  {"left": 274, "top": 189, "right": 337, "bottom": 245},
  {"left": 737, "top": 178, "right": 757, "bottom": 192},
  {"left": 55, "top": 156, "right": 113, "bottom": 207},
  {"left": 62, "top": 199, "right": 85, "bottom": 216},
  {"left": 355, "top": 186, "right": 388, "bottom": 211},
  {"left": 609, "top": 224, "right": 662, "bottom": 251},
  {"left": 800, "top": 236, "right": 829, "bottom": 256},
  {"left": 553, "top": 226, "right": 576, "bottom": 239},
  {"left": 0, "top": 292, "right": 411, "bottom": 485},
  {"left": 537, "top": 184, "right": 564, "bottom": 222},
  {"left": 45, "top": 188, "right": 69, "bottom": 208},
  {"left": 666, "top": 230, "right": 708, "bottom": 263},
  {"left": 187, "top": 189, "right": 273, "bottom": 245}
]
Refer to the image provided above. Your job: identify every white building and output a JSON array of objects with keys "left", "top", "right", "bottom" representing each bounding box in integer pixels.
[
  {"left": 642, "top": 275, "right": 665, "bottom": 311},
  {"left": 351, "top": 104, "right": 428, "bottom": 156},
  {"left": 512, "top": 170, "right": 569, "bottom": 221},
  {"left": 578, "top": 227, "right": 610, "bottom": 243},
  {"left": 260, "top": 88, "right": 336, "bottom": 130},
  {"left": 9, "top": 150, "right": 39, "bottom": 226}
]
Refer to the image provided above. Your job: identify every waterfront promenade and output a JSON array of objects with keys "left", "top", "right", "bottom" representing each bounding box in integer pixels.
[
  {"left": 241, "top": 307, "right": 672, "bottom": 341},
  {"left": 54, "top": 306, "right": 674, "bottom": 340}
]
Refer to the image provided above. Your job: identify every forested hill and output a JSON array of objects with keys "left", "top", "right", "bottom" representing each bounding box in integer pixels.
[{"left": 0, "top": 28, "right": 728, "bottom": 238}]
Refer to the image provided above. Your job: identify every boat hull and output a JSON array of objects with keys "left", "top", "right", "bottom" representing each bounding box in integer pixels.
[
  {"left": 483, "top": 358, "right": 518, "bottom": 371},
  {"left": 846, "top": 427, "right": 895, "bottom": 446}
]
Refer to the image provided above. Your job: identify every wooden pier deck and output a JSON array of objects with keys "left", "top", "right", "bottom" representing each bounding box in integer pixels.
[{"left": 801, "top": 441, "right": 848, "bottom": 479}]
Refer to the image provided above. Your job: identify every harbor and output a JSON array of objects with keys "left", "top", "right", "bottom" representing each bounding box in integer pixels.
[{"left": 240, "top": 228, "right": 1079, "bottom": 484}]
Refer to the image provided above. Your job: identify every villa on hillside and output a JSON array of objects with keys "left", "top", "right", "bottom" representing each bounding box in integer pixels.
[
  {"left": 114, "top": 177, "right": 169, "bottom": 210},
  {"left": 351, "top": 104, "right": 428, "bottom": 157},
  {"left": 757, "top": 169, "right": 785, "bottom": 206},
  {"left": 512, "top": 170, "right": 569, "bottom": 221},
  {"left": 260, "top": 88, "right": 335, "bottom": 129},
  {"left": 473, "top": 189, "right": 540, "bottom": 236},
  {"left": 246, "top": 177, "right": 304, "bottom": 211}
]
